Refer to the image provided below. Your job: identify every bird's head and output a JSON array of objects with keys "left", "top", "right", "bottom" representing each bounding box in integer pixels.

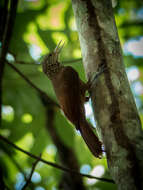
[{"left": 42, "top": 41, "right": 64, "bottom": 79}]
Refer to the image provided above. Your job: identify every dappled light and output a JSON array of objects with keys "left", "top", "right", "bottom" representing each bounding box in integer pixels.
[
  {"left": 21, "top": 113, "right": 33, "bottom": 124},
  {"left": 124, "top": 37, "right": 143, "bottom": 58},
  {"left": 80, "top": 164, "right": 91, "bottom": 174},
  {"left": 137, "top": 8, "right": 143, "bottom": 19},
  {"left": 2, "top": 105, "right": 14, "bottom": 122},
  {"left": 15, "top": 172, "right": 25, "bottom": 190},
  {"left": 6, "top": 53, "right": 15, "bottom": 62},
  {"left": 15, "top": 171, "right": 42, "bottom": 190},
  {"left": 30, "top": 171, "right": 41, "bottom": 183},
  {"left": 0, "top": 0, "right": 143, "bottom": 189},
  {"left": 46, "top": 144, "right": 57, "bottom": 156},
  {"left": 73, "top": 48, "right": 82, "bottom": 58},
  {"left": 0, "top": 129, "right": 11, "bottom": 137},
  {"left": 85, "top": 101, "right": 96, "bottom": 128},
  {"left": 86, "top": 165, "right": 105, "bottom": 185},
  {"left": 132, "top": 81, "right": 143, "bottom": 95},
  {"left": 126, "top": 66, "right": 140, "bottom": 81},
  {"left": 29, "top": 44, "right": 42, "bottom": 61},
  {"left": 16, "top": 133, "right": 34, "bottom": 152},
  {"left": 35, "top": 187, "right": 45, "bottom": 190},
  {"left": 85, "top": 102, "right": 93, "bottom": 118}
]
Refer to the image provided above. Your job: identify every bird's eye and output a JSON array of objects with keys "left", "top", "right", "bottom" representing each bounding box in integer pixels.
[{"left": 49, "top": 54, "right": 52, "bottom": 56}]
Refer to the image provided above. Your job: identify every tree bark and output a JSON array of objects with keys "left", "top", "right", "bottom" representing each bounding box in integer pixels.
[{"left": 71, "top": 0, "right": 143, "bottom": 189}]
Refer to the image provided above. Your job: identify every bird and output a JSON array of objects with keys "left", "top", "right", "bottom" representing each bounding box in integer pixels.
[{"left": 42, "top": 41, "right": 102, "bottom": 158}]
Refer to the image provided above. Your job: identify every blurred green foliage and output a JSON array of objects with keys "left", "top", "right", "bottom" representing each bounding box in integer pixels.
[{"left": 0, "top": 0, "right": 143, "bottom": 189}]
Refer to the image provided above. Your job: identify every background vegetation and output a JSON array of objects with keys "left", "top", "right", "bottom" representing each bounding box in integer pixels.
[{"left": 0, "top": 0, "right": 143, "bottom": 189}]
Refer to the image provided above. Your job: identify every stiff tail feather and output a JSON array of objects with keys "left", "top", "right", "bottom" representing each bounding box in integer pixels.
[{"left": 79, "top": 119, "right": 102, "bottom": 158}]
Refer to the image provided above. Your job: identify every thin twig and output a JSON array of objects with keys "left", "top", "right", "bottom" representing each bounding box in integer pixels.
[
  {"left": 62, "top": 58, "right": 82, "bottom": 64},
  {"left": 21, "top": 154, "right": 41, "bottom": 190},
  {"left": 6, "top": 61, "right": 59, "bottom": 108},
  {"left": 3, "top": 148, "right": 35, "bottom": 189},
  {"left": 0, "top": 134, "right": 114, "bottom": 183},
  {"left": 6, "top": 61, "right": 44, "bottom": 94},
  {"left": 8, "top": 52, "right": 40, "bottom": 65},
  {"left": 4, "top": 149, "right": 27, "bottom": 180},
  {"left": 8, "top": 57, "right": 82, "bottom": 66},
  {"left": 15, "top": 61, "right": 39, "bottom": 65}
]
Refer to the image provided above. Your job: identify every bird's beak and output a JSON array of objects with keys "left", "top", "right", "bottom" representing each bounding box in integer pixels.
[{"left": 54, "top": 40, "right": 64, "bottom": 60}]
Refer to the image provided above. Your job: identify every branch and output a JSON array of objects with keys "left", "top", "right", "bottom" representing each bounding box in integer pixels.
[
  {"left": 0, "top": 134, "right": 114, "bottom": 184},
  {"left": 14, "top": 58, "right": 82, "bottom": 65},
  {"left": 6, "top": 61, "right": 44, "bottom": 94},
  {"left": 8, "top": 54, "right": 82, "bottom": 66},
  {"left": 8, "top": 53, "right": 39, "bottom": 65},
  {"left": 62, "top": 58, "right": 82, "bottom": 64},
  {"left": 14, "top": 60, "right": 37, "bottom": 65},
  {"left": 2, "top": 145, "right": 34, "bottom": 189},
  {"left": 6, "top": 61, "right": 59, "bottom": 108},
  {"left": 0, "top": 0, "right": 18, "bottom": 126},
  {"left": 4, "top": 149, "right": 27, "bottom": 180},
  {"left": 21, "top": 154, "right": 41, "bottom": 190},
  {"left": 0, "top": 0, "right": 9, "bottom": 41},
  {"left": 0, "top": 0, "right": 18, "bottom": 60}
]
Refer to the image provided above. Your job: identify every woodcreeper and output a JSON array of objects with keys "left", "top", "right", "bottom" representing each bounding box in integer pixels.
[{"left": 42, "top": 42, "right": 103, "bottom": 158}]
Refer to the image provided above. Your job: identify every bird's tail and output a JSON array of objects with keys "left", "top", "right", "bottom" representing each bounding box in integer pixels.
[{"left": 79, "top": 119, "right": 102, "bottom": 158}]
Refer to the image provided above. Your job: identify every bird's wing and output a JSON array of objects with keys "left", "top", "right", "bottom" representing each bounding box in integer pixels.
[{"left": 55, "top": 66, "right": 84, "bottom": 129}]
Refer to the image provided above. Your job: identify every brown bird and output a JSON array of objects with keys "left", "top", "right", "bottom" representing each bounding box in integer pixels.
[{"left": 42, "top": 42, "right": 102, "bottom": 158}]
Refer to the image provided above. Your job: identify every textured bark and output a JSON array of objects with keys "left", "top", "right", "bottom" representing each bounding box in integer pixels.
[{"left": 72, "top": 0, "right": 143, "bottom": 189}]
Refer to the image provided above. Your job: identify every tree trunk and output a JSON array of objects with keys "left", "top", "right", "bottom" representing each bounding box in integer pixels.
[{"left": 71, "top": 0, "right": 143, "bottom": 189}]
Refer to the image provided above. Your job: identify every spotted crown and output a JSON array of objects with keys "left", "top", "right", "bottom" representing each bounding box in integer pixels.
[{"left": 42, "top": 54, "right": 61, "bottom": 79}]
